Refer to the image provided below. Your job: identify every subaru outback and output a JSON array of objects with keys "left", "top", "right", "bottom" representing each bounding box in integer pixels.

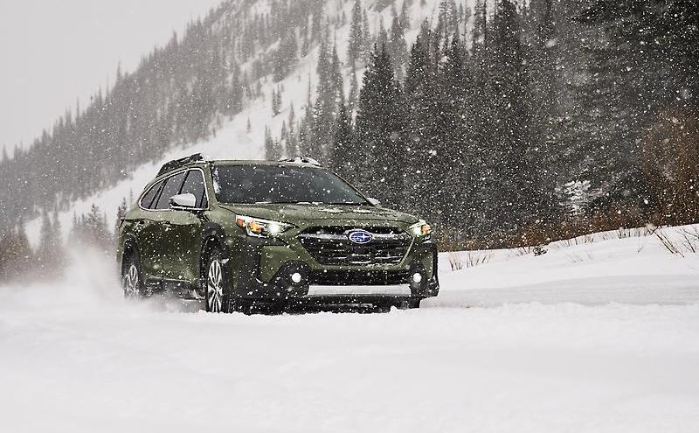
[{"left": 116, "top": 154, "right": 439, "bottom": 313}]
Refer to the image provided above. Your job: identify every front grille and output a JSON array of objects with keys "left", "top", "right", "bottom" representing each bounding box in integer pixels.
[
  {"left": 309, "top": 269, "right": 410, "bottom": 286},
  {"left": 298, "top": 227, "right": 412, "bottom": 266}
]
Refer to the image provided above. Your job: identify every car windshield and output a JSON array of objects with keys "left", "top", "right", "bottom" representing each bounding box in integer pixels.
[{"left": 212, "top": 164, "right": 369, "bottom": 205}]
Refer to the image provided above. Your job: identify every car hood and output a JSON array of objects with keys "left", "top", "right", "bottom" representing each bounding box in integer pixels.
[{"left": 218, "top": 203, "right": 419, "bottom": 227}]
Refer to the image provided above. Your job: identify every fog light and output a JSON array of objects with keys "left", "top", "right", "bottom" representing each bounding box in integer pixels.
[
  {"left": 412, "top": 273, "right": 423, "bottom": 284},
  {"left": 291, "top": 272, "right": 302, "bottom": 284}
]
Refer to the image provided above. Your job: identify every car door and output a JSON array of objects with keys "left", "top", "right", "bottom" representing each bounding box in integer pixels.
[
  {"left": 135, "top": 179, "right": 166, "bottom": 280},
  {"left": 168, "top": 168, "right": 208, "bottom": 285},
  {"left": 146, "top": 171, "right": 187, "bottom": 281}
]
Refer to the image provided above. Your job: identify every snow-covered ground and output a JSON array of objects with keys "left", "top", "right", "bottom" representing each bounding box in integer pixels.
[{"left": 2, "top": 225, "right": 698, "bottom": 432}]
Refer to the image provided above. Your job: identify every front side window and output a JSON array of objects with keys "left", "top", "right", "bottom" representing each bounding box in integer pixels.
[
  {"left": 212, "top": 164, "right": 368, "bottom": 205},
  {"left": 154, "top": 171, "right": 186, "bottom": 210},
  {"left": 140, "top": 181, "right": 163, "bottom": 209},
  {"left": 181, "top": 169, "right": 208, "bottom": 208}
]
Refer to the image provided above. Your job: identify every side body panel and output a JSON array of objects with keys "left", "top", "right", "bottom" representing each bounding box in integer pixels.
[{"left": 159, "top": 210, "right": 203, "bottom": 281}]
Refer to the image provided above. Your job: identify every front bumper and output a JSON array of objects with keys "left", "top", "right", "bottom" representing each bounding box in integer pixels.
[
  {"left": 307, "top": 284, "right": 411, "bottom": 296},
  {"left": 226, "top": 235, "right": 439, "bottom": 302}
]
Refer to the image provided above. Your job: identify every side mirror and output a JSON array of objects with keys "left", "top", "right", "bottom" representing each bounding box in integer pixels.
[
  {"left": 170, "top": 193, "right": 197, "bottom": 209},
  {"left": 367, "top": 197, "right": 381, "bottom": 206}
]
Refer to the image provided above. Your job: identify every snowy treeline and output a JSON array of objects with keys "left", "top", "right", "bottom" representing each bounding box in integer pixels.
[
  {"left": 274, "top": 0, "right": 699, "bottom": 246},
  {"left": 0, "top": 204, "right": 114, "bottom": 282}
]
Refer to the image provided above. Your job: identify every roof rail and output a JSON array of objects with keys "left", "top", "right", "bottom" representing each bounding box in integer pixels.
[
  {"left": 278, "top": 156, "right": 321, "bottom": 166},
  {"left": 157, "top": 153, "right": 205, "bottom": 177}
]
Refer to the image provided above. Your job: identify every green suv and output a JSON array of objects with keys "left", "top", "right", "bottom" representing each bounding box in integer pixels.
[{"left": 117, "top": 154, "right": 439, "bottom": 313}]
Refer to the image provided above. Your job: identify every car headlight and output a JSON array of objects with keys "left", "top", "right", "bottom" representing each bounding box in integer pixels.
[
  {"left": 236, "top": 215, "right": 293, "bottom": 238},
  {"left": 408, "top": 220, "right": 432, "bottom": 239}
]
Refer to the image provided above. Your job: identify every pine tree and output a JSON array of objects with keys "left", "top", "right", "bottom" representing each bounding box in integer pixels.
[
  {"left": 572, "top": 10, "right": 645, "bottom": 210},
  {"left": 348, "top": 60, "right": 360, "bottom": 112},
  {"left": 298, "top": 77, "right": 315, "bottom": 156},
  {"left": 437, "top": 0, "right": 459, "bottom": 41},
  {"left": 347, "top": 0, "right": 366, "bottom": 67},
  {"left": 37, "top": 211, "right": 54, "bottom": 269},
  {"left": 330, "top": 104, "right": 354, "bottom": 177},
  {"left": 399, "top": 0, "right": 410, "bottom": 30},
  {"left": 309, "top": 40, "right": 344, "bottom": 163},
  {"left": 472, "top": 0, "right": 488, "bottom": 51},
  {"left": 362, "top": 8, "right": 373, "bottom": 63},
  {"left": 72, "top": 204, "right": 111, "bottom": 250},
  {"left": 403, "top": 24, "right": 438, "bottom": 216},
  {"left": 265, "top": 126, "right": 273, "bottom": 158},
  {"left": 271, "top": 86, "right": 282, "bottom": 116},
  {"left": 273, "top": 29, "right": 298, "bottom": 81},
  {"left": 36, "top": 208, "right": 64, "bottom": 276},
  {"left": 5, "top": 220, "right": 34, "bottom": 279},
  {"left": 524, "top": 0, "right": 566, "bottom": 225},
  {"left": 388, "top": 15, "right": 408, "bottom": 81},
  {"left": 330, "top": 45, "right": 345, "bottom": 107},
  {"left": 435, "top": 34, "right": 473, "bottom": 232},
  {"left": 353, "top": 43, "right": 405, "bottom": 206},
  {"left": 280, "top": 121, "right": 290, "bottom": 157},
  {"left": 52, "top": 208, "right": 62, "bottom": 246},
  {"left": 264, "top": 126, "right": 282, "bottom": 160},
  {"left": 486, "top": 0, "right": 542, "bottom": 233},
  {"left": 286, "top": 104, "right": 299, "bottom": 157}
]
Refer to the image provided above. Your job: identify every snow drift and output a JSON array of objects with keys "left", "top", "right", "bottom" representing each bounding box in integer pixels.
[{"left": 1, "top": 225, "right": 698, "bottom": 432}]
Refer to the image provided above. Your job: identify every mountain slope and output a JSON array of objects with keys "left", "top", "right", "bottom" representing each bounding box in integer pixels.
[{"left": 17, "top": 0, "right": 452, "bottom": 246}]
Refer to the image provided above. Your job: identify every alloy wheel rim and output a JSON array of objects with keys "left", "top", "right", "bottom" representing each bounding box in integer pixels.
[
  {"left": 123, "top": 263, "right": 139, "bottom": 296},
  {"left": 207, "top": 259, "right": 223, "bottom": 312}
]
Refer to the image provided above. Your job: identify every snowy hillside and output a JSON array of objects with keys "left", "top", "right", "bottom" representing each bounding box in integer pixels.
[
  {"left": 2, "top": 224, "right": 698, "bottom": 432},
  {"left": 24, "top": 0, "right": 455, "bottom": 247}
]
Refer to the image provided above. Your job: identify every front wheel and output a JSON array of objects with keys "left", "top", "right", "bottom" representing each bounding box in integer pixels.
[
  {"left": 122, "top": 253, "right": 144, "bottom": 298},
  {"left": 205, "top": 249, "right": 230, "bottom": 313}
]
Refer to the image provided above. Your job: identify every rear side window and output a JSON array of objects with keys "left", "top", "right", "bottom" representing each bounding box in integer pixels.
[
  {"left": 181, "top": 169, "right": 208, "bottom": 208},
  {"left": 140, "top": 181, "right": 163, "bottom": 210},
  {"left": 154, "top": 171, "right": 186, "bottom": 210}
]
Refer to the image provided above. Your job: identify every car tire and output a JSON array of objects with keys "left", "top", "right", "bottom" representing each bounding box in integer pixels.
[
  {"left": 373, "top": 303, "right": 392, "bottom": 313},
  {"left": 122, "top": 251, "right": 144, "bottom": 298},
  {"left": 204, "top": 248, "right": 231, "bottom": 313},
  {"left": 395, "top": 298, "right": 421, "bottom": 310},
  {"left": 408, "top": 299, "right": 421, "bottom": 309}
]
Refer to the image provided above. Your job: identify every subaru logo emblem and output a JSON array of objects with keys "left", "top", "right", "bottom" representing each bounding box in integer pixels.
[{"left": 348, "top": 229, "right": 373, "bottom": 244}]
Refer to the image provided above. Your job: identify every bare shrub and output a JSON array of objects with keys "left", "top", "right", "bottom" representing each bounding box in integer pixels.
[
  {"left": 655, "top": 231, "right": 684, "bottom": 256},
  {"left": 679, "top": 227, "right": 699, "bottom": 254},
  {"left": 617, "top": 226, "right": 656, "bottom": 239},
  {"left": 466, "top": 252, "right": 491, "bottom": 268},
  {"left": 448, "top": 252, "right": 464, "bottom": 271},
  {"left": 514, "top": 246, "right": 534, "bottom": 257},
  {"left": 447, "top": 251, "right": 491, "bottom": 271}
]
